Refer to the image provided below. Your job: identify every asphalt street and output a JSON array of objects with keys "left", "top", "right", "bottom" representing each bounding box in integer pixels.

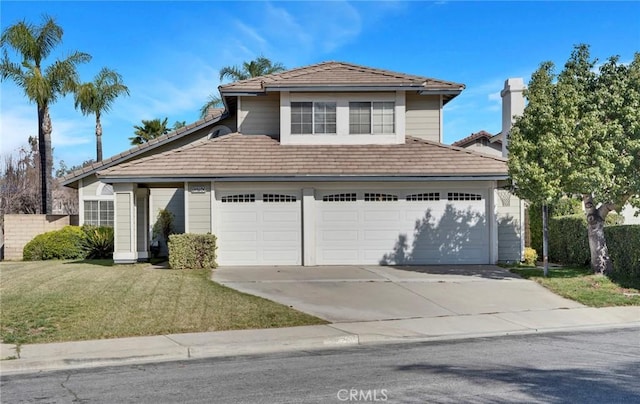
[{"left": 2, "top": 327, "right": 639, "bottom": 403}]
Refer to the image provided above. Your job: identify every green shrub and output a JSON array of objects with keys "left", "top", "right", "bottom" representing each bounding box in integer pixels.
[
  {"left": 152, "top": 208, "right": 175, "bottom": 257},
  {"left": 522, "top": 247, "right": 538, "bottom": 266},
  {"left": 23, "top": 226, "right": 87, "bottom": 260},
  {"left": 529, "top": 198, "right": 583, "bottom": 256},
  {"left": 605, "top": 225, "right": 640, "bottom": 281},
  {"left": 548, "top": 215, "right": 590, "bottom": 266},
  {"left": 168, "top": 233, "right": 217, "bottom": 270},
  {"left": 82, "top": 225, "right": 114, "bottom": 259}
]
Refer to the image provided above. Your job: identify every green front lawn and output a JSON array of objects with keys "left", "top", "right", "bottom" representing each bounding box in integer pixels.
[
  {"left": 510, "top": 266, "right": 640, "bottom": 307},
  {"left": 0, "top": 261, "right": 327, "bottom": 345}
]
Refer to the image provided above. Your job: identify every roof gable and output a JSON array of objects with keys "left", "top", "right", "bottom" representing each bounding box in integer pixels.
[
  {"left": 220, "top": 61, "right": 464, "bottom": 102},
  {"left": 452, "top": 130, "right": 502, "bottom": 148},
  {"left": 98, "top": 133, "right": 507, "bottom": 180},
  {"left": 61, "top": 110, "right": 226, "bottom": 187}
]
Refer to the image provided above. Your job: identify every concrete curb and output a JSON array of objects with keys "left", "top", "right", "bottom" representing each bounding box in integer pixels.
[{"left": 2, "top": 320, "right": 639, "bottom": 376}]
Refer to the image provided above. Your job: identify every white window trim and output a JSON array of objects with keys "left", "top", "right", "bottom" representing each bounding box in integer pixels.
[
  {"left": 291, "top": 101, "right": 337, "bottom": 135},
  {"left": 80, "top": 179, "right": 115, "bottom": 226},
  {"left": 281, "top": 91, "right": 405, "bottom": 145}
]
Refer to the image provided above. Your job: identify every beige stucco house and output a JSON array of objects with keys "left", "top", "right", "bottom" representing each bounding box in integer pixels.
[{"left": 63, "top": 61, "right": 524, "bottom": 265}]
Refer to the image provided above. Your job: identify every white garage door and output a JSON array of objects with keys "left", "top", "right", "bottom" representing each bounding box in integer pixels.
[
  {"left": 216, "top": 191, "right": 301, "bottom": 265},
  {"left": 316, "top": 190, "right": 489, "bottom": 265}
]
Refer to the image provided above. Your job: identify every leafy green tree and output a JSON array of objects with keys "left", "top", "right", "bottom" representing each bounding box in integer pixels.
[
  {"left": 200, "top": 56, "right": 285, "bottom": 119},
  {"left": 74, "top": 67, "right": 129, "bottom": 161},
  {"left": 509, "top": 45, "right": 640, "bottom": 275},
  {"left": 129, "top": 117, "right": 170, "bottom": 145},
  {"left": 0, "top": 16, "right": 91, "bottom": 213}
]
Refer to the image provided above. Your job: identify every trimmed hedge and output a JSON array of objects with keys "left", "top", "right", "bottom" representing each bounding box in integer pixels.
[
  {"left": 605, "top": 225, "right": 640, "bottom": 281},
  {"left": 548, "top": 215, "right": 590, "bottom": 266},
  {"left": 529, "top": 198, "right": 583, "bottom": 256},
  {"left": 23, "top": 226, "right": 87, "bottom": 260},
  {"left": 168, "top": 233, "right": 217, "bottom": 270}
]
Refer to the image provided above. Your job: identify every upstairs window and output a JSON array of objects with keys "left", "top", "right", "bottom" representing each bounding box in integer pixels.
[
  {"left": 291, "top": 102, "right": 336, "bottom": 134},
  {"left": 349, "top": 102, "right": 395, "bottom": 134}
]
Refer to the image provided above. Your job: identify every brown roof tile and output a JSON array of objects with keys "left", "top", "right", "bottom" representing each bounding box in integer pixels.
[
  {"left": 452, "top": 130, "right": 499, "bottom": 147},
  {"left": 61, "top": 109, "right": 226, "bottom": 186},
  {"left": 98, "top": 133, "right": 507, "bottom": 180},
  {"left": 220, "top": 61, "right": 464, "bottom": 93}
]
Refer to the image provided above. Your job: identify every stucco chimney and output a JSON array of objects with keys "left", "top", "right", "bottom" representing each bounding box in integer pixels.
[{"left": 500, "top": 78, "right": 526, "bottom": 157}]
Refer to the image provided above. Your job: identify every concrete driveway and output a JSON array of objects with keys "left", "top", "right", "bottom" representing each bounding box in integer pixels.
[{"left": 213, "top": 265, "right": 583, "bottom": 323}]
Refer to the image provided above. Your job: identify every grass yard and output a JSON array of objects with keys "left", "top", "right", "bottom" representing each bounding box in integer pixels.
[
  {"left": 510, "top": 266, "right": 640, "bottom": 307},
  {"left": 0, "top": 260, "right": 327, "bottom": 345}
]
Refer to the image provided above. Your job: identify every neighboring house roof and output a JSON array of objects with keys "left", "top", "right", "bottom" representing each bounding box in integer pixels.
[
  {"left": 452, "top": 130, "right": 502, "bottom": 148},
  {"left": 98, "top": 133, "right": 507, "bottom": 181},
  {"left": 220, "top": 61, "right": 465, "bottom": 104},
  {"left": 61, "top": 109, "right": 226, "bottom": 187}
]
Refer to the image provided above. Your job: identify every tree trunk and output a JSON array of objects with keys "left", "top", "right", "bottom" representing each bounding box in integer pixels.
[
  {"left": 582, "top": 194, "right": 613, "bottom": 275},
  {"left": 37, "top": 103, "right": 53, "bottom": 214},
  {"left": 96, "top": 112, "right": 103, "bottom": 162},
  {"left": 542, "top": 203, "right": 549, "bottom": 277}
]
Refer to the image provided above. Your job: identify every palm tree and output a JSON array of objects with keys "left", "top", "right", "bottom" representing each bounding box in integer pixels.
[
  {"left": 199, "top": 94, "right": 223, "bottom": 119},
  {"left": 74, "top": 67, "right": 129, "bottom": 161},
  {"left": 219, "top": 56, "right": 285, "bottom": 82},
  {"left": 130, "top": 117, "right": 170, "bottom": 145},
  {"left": 1, "top": 16, "right": 91, "bottom": 214},
  {"left": 200, "top": 56, "right": 285, "bottom": 119}
]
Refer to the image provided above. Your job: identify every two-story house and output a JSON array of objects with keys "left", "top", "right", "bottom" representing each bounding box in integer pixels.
[{"left": 63, "top": 61, "right": 520, "bottom": 266}]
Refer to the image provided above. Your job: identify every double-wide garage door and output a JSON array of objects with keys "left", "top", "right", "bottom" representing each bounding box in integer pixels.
[
  {"left": 315, "top": 190, "right": 489, "bottom": 265},
  {"left": 216, "top": 188, "right": 489, "bottom": 266}
]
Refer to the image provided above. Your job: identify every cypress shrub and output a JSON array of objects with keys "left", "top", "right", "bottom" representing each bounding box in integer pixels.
[
  {"left": 168, "top": 233, "right": 217, "bottom": 270},
  {"left": 548, "top": 215, "right": 590, "bottom": 266}
]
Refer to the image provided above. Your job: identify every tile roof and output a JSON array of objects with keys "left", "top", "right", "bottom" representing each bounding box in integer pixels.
[
  {"left": 452, "top": 130, "right": 500, "bottom": 147},
  {"left": 98, "top": 133, "right": 507, "bottom": 180},
  {"left": 61, "top": 109, "right": 226, "bottom": 186},
  {"left": 219, "top": 61, "right": 464, "bottom": 93}
]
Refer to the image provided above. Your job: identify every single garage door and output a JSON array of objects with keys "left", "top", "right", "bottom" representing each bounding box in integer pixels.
[
  {"left": 316, "top": 190, "right": 489, "bottom": 265},
  {"left": 216, "top": 191, "right": 301, "bottom": 265}
]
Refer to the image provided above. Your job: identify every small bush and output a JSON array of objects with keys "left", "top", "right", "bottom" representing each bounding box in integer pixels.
[
  {"left": 152, "top": 208, "right": 175, "bottom": 257},
  {"left": 168, "top": 233, "right": 217, "bottom": 270},
  {"left": 522, "top": 247, "right": 538, "bottom": 266},
  {"left": 548, "top": 215, "right": 591, "bottom": 266},
  {"left": 23, "top": 226, "right": 87, "bottom": 260},
  {"left": 605, "top": 225, "right": 640, "bottom": 282},
  {"left": 82, "top": 225, "right": 114, "bottom": 259}
]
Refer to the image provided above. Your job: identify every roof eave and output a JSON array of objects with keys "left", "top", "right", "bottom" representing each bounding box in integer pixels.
[
  {"left": 97, "top": 173, "right": 509, "bottom": 183},
  {"left": 61, "top": 112, "right": 228, "bottom": 187}
]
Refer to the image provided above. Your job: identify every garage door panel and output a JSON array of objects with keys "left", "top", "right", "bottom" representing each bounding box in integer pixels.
[
  {"left": 263, "top": 230, "right": 299, "bottom": 242},
  {"left": 222, "top": 231, "right": 258, "bottom": 242},
  {"left": 364, "top": 210, "right": 401, "bottom": 221},
  {"left": 222, "top": 211, "right": 258, "bottom": 224},
  {"left": 321, "top": 210, "right": 358, "bottom": 222},
  {"left": 263, "top": 211, "right": 299, "bottom": 222},
  {"left": 320, "top": 230, "right": 358, "bottom": 241}
]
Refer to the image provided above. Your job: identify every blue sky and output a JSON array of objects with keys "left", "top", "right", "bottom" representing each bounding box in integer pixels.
[{"left": 1, "top": 1, "right": 639, "bottom": 168}]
